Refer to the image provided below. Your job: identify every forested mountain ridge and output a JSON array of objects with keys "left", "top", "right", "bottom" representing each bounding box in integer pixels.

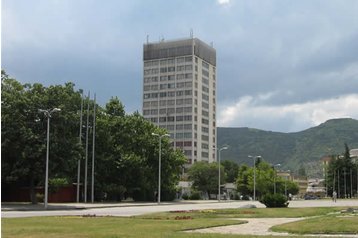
[{"left": 217, "top": 118, "right": 358, "bottom": 173}]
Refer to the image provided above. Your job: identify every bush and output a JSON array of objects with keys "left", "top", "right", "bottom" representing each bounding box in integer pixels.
[
  {"left": 260, "top": 193, "right": 289, "bottom": 208},
  {"left": 182, "top": 193, "right": 189, "bottom": 200},
  {"left": 190, "top": 191, "right": 201, "bottom": 200}
]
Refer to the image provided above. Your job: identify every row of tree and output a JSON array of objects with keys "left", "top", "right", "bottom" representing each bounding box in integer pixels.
[
  {"left": 1, "top": 70, "right": 187, "bottom": 203},
  {"left": 326, "top": 144, "right": 358, "bottom": 198},
  {"left": 188, "top": 159, "right": 299, "bottom": 199}
]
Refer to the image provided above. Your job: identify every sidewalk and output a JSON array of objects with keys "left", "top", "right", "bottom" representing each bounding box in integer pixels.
[{"left": 1, "top": 199, "right": 222, "bottom": 211}]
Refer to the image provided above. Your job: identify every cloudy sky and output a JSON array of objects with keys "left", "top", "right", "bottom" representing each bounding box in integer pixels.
[{"left": 2, "top": 0, "right": 358, "bottom": 132}]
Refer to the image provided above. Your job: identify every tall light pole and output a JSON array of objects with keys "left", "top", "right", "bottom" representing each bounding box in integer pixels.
[
  {"left": 152, "top": 133, "right": 170, "bottom": 204},
  {"left": 248, "top": 155, "right": 261, "bottom": 201},
  {"left": 343, "top": 168, "right": 347, "bottom": 198},
  {"left": 77, "top": 93, "right": 84, "bottom": 203},
  {"left": 84, "top": 91, "right": 90, "bottom": 203},
  {"left": 91, "top": 93, "right": 96, "bottom": 203},
  {"left": 273, "top": 164, "right": 281, "bottom": 194},
  {"left": 38, "top": 108, "right": 61, "bottom": 209},
  {"left": 218, "top": 146, "right": 228, "bottom": 202}
]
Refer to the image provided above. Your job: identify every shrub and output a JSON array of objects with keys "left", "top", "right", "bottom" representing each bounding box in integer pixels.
[
  {"left": 260, "top": 193, "right": 289, "bottom": 208},
  {"left": 190, "top": 191, "right": 201, "bottom": 200},
  {"left": 181, "top": 193, "right": 189, "bottom": 200}
]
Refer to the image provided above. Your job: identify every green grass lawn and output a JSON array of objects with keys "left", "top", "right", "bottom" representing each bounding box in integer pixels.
[
  {"left": 272, "top": 215, "right": 358, "bottom": 235},
  {"left": 138, "top": 206, "right": 345, "bottom": 219},
  {"left": 2, "top": 207, "right": 357, "bottom": 238}
]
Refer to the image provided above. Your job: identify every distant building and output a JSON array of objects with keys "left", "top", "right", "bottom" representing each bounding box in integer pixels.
[{"left": 142, "top": 38, "right": 217, "bottom": 164}]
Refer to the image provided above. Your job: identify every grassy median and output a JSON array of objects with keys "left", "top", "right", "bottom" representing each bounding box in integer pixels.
[{"left": 2, "top": 207, "right": 357, "bottom": 237}]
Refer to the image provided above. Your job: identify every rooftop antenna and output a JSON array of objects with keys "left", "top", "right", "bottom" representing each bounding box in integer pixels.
[
  {"left": 211, "top": 41, "right": 214, "bottom": 47},
  {"left": 146, "top": 35, "right": 149, "bottom": 44},
  {"left": 190, "top": 28, "right": 194, "bottom": 38},
  {"left": 161, "top": 35, "right": 165, "bottom": 42}
]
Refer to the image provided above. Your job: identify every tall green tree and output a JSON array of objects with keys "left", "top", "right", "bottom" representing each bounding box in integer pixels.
[
  {"left": 188, "top": 161, "right": 224, "bottom": 197},
  {"left": 221, "top": 160, "right": 239, "bottom": 183}
]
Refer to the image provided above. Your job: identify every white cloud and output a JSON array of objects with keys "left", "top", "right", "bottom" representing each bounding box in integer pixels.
[
  {"left": 217, "top": 0, "right": 230, "bottom": 6},
  {"left": 218, "top": 93, "right": 358, "bottom": 132}
]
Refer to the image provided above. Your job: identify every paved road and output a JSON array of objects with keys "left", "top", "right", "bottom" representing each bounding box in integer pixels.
[{"left": 2, "top": 199, "right": 358, "bottom": 218}]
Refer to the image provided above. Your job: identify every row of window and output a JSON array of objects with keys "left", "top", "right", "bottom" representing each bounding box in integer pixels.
[
  {"left": 144, "top": 56, "right": 192, "bottom": 68},
  {"left": 144, "top": 65, "right": 193, "bottom": 75},
  {"left": 144, "top": 91, "right": 192, "bottom": 99},
  {"left": 144, "top": 106, "right": 193, "bottom": 115},
  {"left": 144, "top": 73, "right": 193, "bottom": 83}
]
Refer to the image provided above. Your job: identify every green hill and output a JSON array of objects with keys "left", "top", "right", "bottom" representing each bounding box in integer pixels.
[{"left": 217, "top": 118, "right": 358, "bottom": 174}]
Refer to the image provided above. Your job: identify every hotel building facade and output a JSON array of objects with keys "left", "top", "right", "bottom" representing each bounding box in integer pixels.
[{"left": 142, "top": 38, "right": 217, "bottom": 164}]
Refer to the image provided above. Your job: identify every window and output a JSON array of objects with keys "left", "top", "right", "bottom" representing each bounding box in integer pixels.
[
  {"left": 185, "top": 90, "right": 192, "bottom": 96},
  {"left": 176, "top": 124, "right": 183, "bottom": 130},
  {"left": 167, "top": 125, "right": 174, "bottom": 130},
  {"left": 160, "top": 84, "right": 167, "bottom": 89},
  {"left": 184, "top": 132, "right": 192, "bottom": 138},
  {"left": 168, "top": 58, "right": 175, "bottom": 64},
  {"left": 160, "top": 76, "right": 167, "bottom": 81},
  {"left": 184, "top": 141, "right": 192, "bottom": 146},
  {"left": 184, "top": 124, "right": 192, "bottom": 130},
  {"left": 202, "top": 86, "right": 209, "bottom": 93},
  {"left": 151, "top": 85, "right": 158, "bottom": 90},
  {"left": 168, "top": 83, "right": 175, "bottom": 89},
  {"left": 177, "top": 57, "right": 185, "bottom": 63},
  {"left": 185, "top": 82, "right": 192, "bottom": 88},
  {"left": 202, "top": 77, "right": 209, "bottom": 85},
  {"left": 176, "top": 132, "right": 183, "bottom": 138},
  {"left": 150, "top": 118, "right": 158, "bottom": 123},
  {"left": 202, "top": 126, "right": 209, "bottom": 133},
  {"left": 151, "top": 93, "right": 158, "bottom": 98},
  {"left": 177, "top": 66, "right": 185, "bottom": 71},
  {"left": 160, "top": 100, "right": 166, "bottom": 106},
  {"left": 159, "top": 109, "right": 167, "bottom": 114},
  {"left": 202, "top": 118, "right": 209, "bottom": 125},
  {"left": 184, "top": 115, "right": 192, "bottom": 121},
  {"left": 176, "top": 99, "right": 183, "bottom": 105},
  {"left": 167, "top": 100, "right": 175, "bottom": 105},
  {"left": 202, "top": 61, "right": 209, "bottom": 69},
  {"left": 152, "top": 68, "right": 159, "bottom": 74},
  {"left": 168, "top": 91, "right": 175, "bottom": 97},
  {"left": 201, "top": 135, "right": 209, "bottom": 141},
  {"left": 160, "top": 67, "right": 167, "bottom": 73},
  {"left": 202, "top": 110, "right": 209, "bottom": 117},
  {"left": 202, "top": 94, "right": 209, "bottom": 101},
  {"left": 151, "top": 109, "right": 158, "bottom": 115},
  {"left": 151, "top": 76, "right": 158, "bottom": 82},
  {"left": 177, "top": 74, "right": 184, "bottom": 80},
  {"left": 144, "top": 77, "right": 151, "bottom": 83},
  {"left": 202, "top": 143, "right": 209, "bottom": 149},
  {"left": 168, "top": 75, "right": 175, "bottom": 81},
  {"left": 168, "top": 66, "right": 175, "bottom": 72},
  {"left": 185, "top": 56, "right": 192, "bottom": 62},
  {"left": 144, "top": 93, "right": 150, "bottom": 99},
  {"left": 151, "top": 101, "right": 158, "bottom": 106},
  {"left": 143, "top": 85, "right": 150, "bottom": 91},
  {"left": 202, "top": 69, "right": 209, "bottom": 77},
  {"left": 177, "top": 82, "right": 184, "bottom": 88},
  {"left": 167, "top": 108, "right": 175, "bottom": 114},
  {"left": 185, "top": 98, "right": 192, "bottom": 105},
  {"left": 143, "top": 102, "right": 150, "bottom": 108},
  {"left": 184, "top": 106, "right": 192, "bottom": 112},
  {"left": 202, "top": 102, "right": 209, "bottom": 109},
  {"left": 159, "top": 117, "right": 166, "bottom": 122},
  {"left": 143, "top": 110, "right": 150, "bottom": 115},
  {"left": 176, "top": 91, "right": 184, "bottom": 96},
  {"left": 159, "top": 92, "right": 167, "bottom": 98},
  {"left": 185, "top": 65, "right": 192, "bottom": 71},
  {"left": 185, "top": 73, "right": 192, "bottom": 79},
  {"left": 201, "top": 152, "right": 209, "bottom": 158}
]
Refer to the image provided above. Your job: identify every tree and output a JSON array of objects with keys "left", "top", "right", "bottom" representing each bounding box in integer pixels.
[
  {"left": 221, "top": 160, "right": 239, "bottom": 183},
  {"left": 236, "top": 160, "right": 299, "bottom": 199},
  {"left": 188, "top": 162, "right": 224, "bottom": 197}
]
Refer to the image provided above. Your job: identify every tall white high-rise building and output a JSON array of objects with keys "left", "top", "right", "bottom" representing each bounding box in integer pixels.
[{"left": 142, "top": 38, "right": 217, "bottom": 164}]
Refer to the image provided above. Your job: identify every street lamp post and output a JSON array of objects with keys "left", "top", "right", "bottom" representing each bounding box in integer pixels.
[
  {"left": 248, "top": 155, "right": 261, "bottom": 201},
  {"left": 38, "top": 108, "right": 61, "bottom": 209},
  {"left": 273, "top": 164, "right": 281, "bottom": 194},
  {"left": 218, "top": 146, "right": 228, "bottom": 202},
  {"left": 152, "top": 133, "right": 170, "bottom": 204}
]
